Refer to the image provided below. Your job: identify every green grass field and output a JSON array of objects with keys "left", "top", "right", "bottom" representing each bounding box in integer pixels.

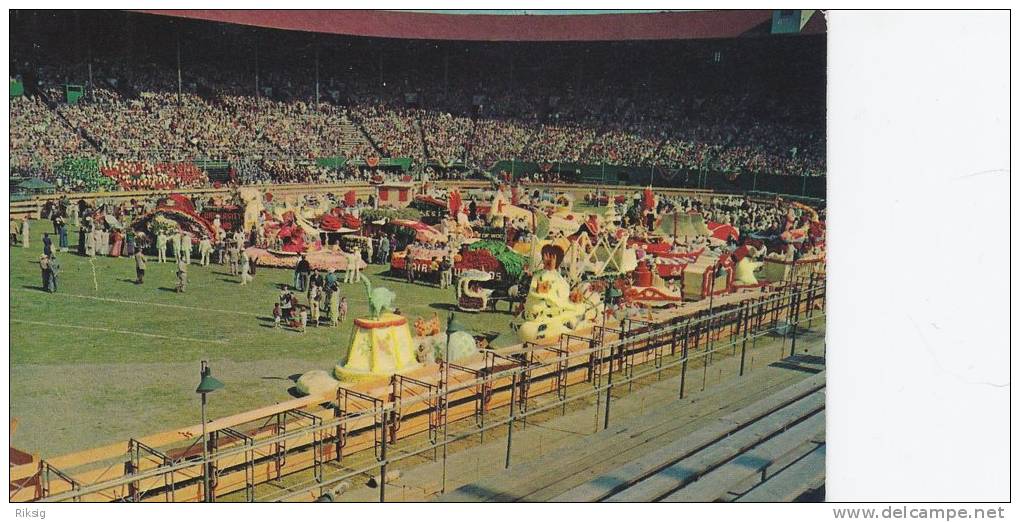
[{"left": 10, "top": 220, "right": 517, "bottom": 457}]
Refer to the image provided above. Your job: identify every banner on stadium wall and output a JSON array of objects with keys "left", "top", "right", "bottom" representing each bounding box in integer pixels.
[
  {"left": 318, "top": 156, "right": 412, "bottom": 171},
  {"left": 10, "top": 78, "right": 24, "bottom": 97},
  {"left": 65, "top": 84, "right": 85, "bottom": 104},
  {"left": 483, "top": 158, "right": 825, "bottom": 199},
  {"left": 315, "top": 157, "right": 349, "bottom": 168}
]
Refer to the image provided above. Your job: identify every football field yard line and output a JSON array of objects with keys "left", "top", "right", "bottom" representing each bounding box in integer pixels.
[
  {"left": 11, "top": 319, "right": 229, "bottom": 344},
  {"left": 14, "top": 286, "right": 447, "bottom": 315},
  {"left": 14, "top": 289, "right": 261, "bottom": 317}
]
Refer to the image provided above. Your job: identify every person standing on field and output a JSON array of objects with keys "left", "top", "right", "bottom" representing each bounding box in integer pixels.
[
  {"left": 199, "top": 235, "right": 212, "bottom": 266},
  {"left": 176, "top": 257, "right": 188, "bottom": 293},
  {"left": 21, "top": 218, "right": 30, "bottom": 248},
  {"left": 240, "top": 249, "right": 253, "bottom": 285},
  {"left": 135, "top": 249, "right": 147, "bottom": 284},
  {"left": 39, "top": 255, "right": 50, "bottom": 291},
  {"left": 170, "top": 230, "right": 181, "bottom": 262},
  {"left": 156, "top": 232, "right": 168, "bottom": 263},
  {"left": 47, "top": 255, "right": 61, "bottom": 292}
]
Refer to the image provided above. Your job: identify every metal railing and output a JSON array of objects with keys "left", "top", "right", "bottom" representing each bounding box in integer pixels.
[{"left": 35, "top": 280, "right": 824, "bottom": 503}]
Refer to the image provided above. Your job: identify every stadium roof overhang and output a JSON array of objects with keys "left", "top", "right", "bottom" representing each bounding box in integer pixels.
[{"left": 135, "top": 9, "right": 825, "bottom": 41}]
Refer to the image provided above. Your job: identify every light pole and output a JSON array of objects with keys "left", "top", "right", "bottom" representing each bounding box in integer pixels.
[{"left": 196, "top": 360, "right": 224, "bottom": 502}]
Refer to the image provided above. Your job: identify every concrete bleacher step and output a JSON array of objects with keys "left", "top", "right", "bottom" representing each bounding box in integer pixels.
[
  {"left": 435, "top": 375, "right": 761, "bottom": 502},
  {"left": 603, "top": 390, "right": 824, "bottom": 502},
  {"left": 507, "top": 371, "right": 824, "bottom": 502},
  {"left": 770, "top": 354, "right": 826, "bottom": 374},
  {"left": 721, "top": 434, "right": 824, "bottom": 501},
  {"left": 553, "top": 372, "right": 825, "bottom": 502},
  {"left": 658, "top": 412, "right": 825, "bottom": 502},
  {"left": 734, "top": 444, "right": 826, "bottom": 502},
  {"left": 435, "top": 369, "right": 813, "bottom": 502}
]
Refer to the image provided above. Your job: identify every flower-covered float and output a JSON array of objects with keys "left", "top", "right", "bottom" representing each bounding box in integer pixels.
[
  {"left": 131, "top": 194, "right": 217, "bottom": 248},
  {"left": 244, "top": 205, "right": 368, "bottom": 272}
]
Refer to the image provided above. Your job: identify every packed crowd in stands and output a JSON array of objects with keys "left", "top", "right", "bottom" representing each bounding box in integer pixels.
[
  {"left": 10, "top": 51, "right": 825, "bottom": 192},
  {"left": 420, "top": 111, "right": 473, "bottom": 166},
  {"left": 9, "top": 95, "right": 91, "bottom": 179},
  {"left": 348, "top": 100, "right": 427, "bottom": 163}
]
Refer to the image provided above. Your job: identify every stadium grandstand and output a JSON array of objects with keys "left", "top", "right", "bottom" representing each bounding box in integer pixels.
[
  {"left": 9, "top": 10, "right": 831, "bottom": 504},
  {"left": 10, "top": 9, "right": 825, "bottom": 197}
]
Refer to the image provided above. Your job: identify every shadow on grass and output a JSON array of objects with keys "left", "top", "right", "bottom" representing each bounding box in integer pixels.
[
  {"left": 428, "top": 302, "right": 458, "bottom": 311},
  {"left": 156, "top": 287, "right": 179, "bottom": 293},
  {"left": 258, "top": 374, "right": 300, "bottom": 382},
  {"left": 21, "top": 285, "right": 46, "bottom": 292}
]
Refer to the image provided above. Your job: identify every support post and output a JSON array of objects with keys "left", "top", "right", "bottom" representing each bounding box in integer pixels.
[
  {"left": 790, "top": 287, "right": 800, "bottom": 357},
  {"left": 603, "top": 344, "right": 616, "bottom": 430},
  {"left": 679, "top": 321, "right": 690, "bottom": 399},
  {"left": 505, "top": 372, "right": 517, "bottom": 469},
  {"left": 379, "top": 409, "right": 388, "bottom": 502},
  {"left": 200, "top": 393, "right": 210, "bottom": 502},
  {"left": 739, "top": 302, "right": 750, "bottom": 376}
]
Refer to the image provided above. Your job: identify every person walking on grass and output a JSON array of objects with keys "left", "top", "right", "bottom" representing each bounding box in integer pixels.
[
  {"left": 170, "top": 230, "right": 181, "bottom": 262},
  {"left": 179, "top": 231, "right": 192, "bottom": 264},
  {"left": 309, "top": 283, "right": 321, "bottom": 326},
  {"left": 216, "top": 237, "right": 226, "bottom": 265},
  {"left": 351, "top": 246, "right": 362, "bottom": 281},
  {"left": 338, "top": 296, "right": 348, "bottom": 324},
  {"left": 378, "top": 235, "right": 390, "bottom": 264},
  {"left": 47, "top": 255, "right": 61, "bottom": 293},
  {"left": 39, "top": 255, "right": 51, "bottom": 292},
  {"left": 176, "top": 257, "right": 188, "bottom": 293},
  {"left": 199, "top": 235, "right": 212, "bottom": 266},
  {"left": 56, "top": 215, "right": 68, "bottom": 252},
  {"left": 135, "top": 249, "right": 147, "bottom": 284},
  {"left": 273, "top": 302, "right": 282, "bottom": 328},
  {"left": 441, "top": 256, "right": 454, "bottom": 290},
  {"left": 295, "top": 255, "right": 311, "bottom": 291},
  {"left": 156, "top": 232, "right": 168, "bottom": 263},
  {"left": 240, "top": 249, "right": 253, "bottom": 286},
  {"left": 43, "top": 232, "right": 53, "bottom": 258},
  {"left": 21, "top": 218, "right": 30, "bottom": 249},
  {"left": 327, "top": 285, "right": 340, "bottom": 327}
]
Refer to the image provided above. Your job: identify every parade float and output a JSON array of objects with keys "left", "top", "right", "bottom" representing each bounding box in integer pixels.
[
  {"left": 621, "top": 259, "right": 685, "bottom": 308},
  {"left": 515, "top": 244, "right": 604, "bottom": 345},
  {"left": 238, "top": 190, "right": 369, "bottom": 272},
  {"left": 454, "top": 240, "right": 529, "bottom": 284},
  {"left": 296, "top": 276, "right": 479, "bottom": 396},
  {"left": 131, "top": 194, "right": 217, "bottom": 245},
  {"left": 333, "top": 276, "right": 421, "bottom": 382},
  {"left": 456, "top": 269, "right": 495, "bottom": 312}
]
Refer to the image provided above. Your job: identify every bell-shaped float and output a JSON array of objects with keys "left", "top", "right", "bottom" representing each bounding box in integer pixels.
[{"left": 335, "top": 312, "right": 420, "bottom": 382}]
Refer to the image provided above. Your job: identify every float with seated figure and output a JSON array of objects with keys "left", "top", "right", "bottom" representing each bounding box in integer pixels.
[{"left": 514, "top": 244, "right": 604, "bottom": 345}]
